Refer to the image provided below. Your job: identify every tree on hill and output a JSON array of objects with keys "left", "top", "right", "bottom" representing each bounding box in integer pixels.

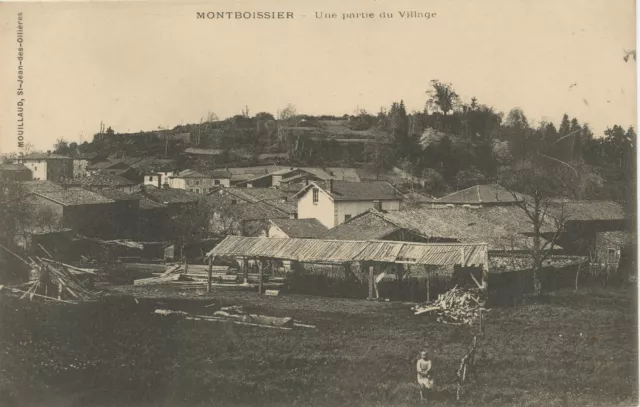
[{"left": 425, "top": 80, "right": 459, "bottom": 116}]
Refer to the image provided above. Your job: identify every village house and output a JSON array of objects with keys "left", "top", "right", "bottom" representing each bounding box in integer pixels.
[
  {"left": 86, "top": 160, "right": 131, "bottom": 175},
  {"left": 71, "top": 154, "right": 107, "bottom": 178},
  {"left": 15, "top": 152, "right": 73, "bottom": 182},
  {"left": 134, "top": 158, "right": 177, "bottom": 189},
  {"left": 168, "top": 169, "right": 232, "bottom": 193},
  {"left": 28, "top": 188, "right": 124, "bottom": 239},
  {"left": 294, "top": 180, "right": 403, "bottom": 229},
  {"left": 267, "top": 218, "right": 328, "bottom": 238},
  {"left": 546, "top": 200, "right": 628, "bottom": 258},
  {"left": 0, "top": 163, "right": 32, "bottom": 181},
  {"left": 593, "top": 231, "right": 636, "bottom": 279}
]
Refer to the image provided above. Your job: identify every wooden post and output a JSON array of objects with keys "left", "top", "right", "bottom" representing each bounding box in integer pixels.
[
  {"left": 207, "top": 255, "right": 213, "bottom": 293},
  {"left": 426, "top": 269, "right": 430, "bottom": 303},
  {"left": 368, "top": 264, "right": 374, "bottom": 300},
  {"left": 460, "top": 247, "right": 465, "bottom": 266},
  {"left": 479, "top": 309, "right": 483, "bottom": 336},
  {"left": 258, "top": 259, "right": 264, "bottom": 295},
  {"left": 243, "top": 257, "right": 248, "bottom": 284},
  {"left": 184, "top": 256, "right": 188, "bottom": 275}
]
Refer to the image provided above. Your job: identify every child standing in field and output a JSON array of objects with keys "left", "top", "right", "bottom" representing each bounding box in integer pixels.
[{"left": 417, "top": 350, "right": 434, "bottom": 402}]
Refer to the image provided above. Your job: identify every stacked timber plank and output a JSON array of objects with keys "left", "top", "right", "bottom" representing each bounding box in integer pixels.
[
  {"left": 154, "top": 305, "right": 315, "bottom": 330},
  {"left": 411, "top": 286, "right": 488, "bottom": 325},
  {"left": 0, "top": 246, "right": 99, "bottom": 304}
]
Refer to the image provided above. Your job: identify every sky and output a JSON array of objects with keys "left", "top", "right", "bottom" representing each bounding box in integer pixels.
[{"left": 0, "top": 0, "right": 636, "bottom": 153}]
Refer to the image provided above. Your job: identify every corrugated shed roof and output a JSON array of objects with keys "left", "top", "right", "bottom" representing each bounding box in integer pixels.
[
  {"left": 435, "top": 184, "right": 522, "bottom": 204},
  {"left": 34, "top": 189, "right": 115, "bottom": 206},
  {"left": 270, "top": 218, "right": 328, "bottom": 238},
  {"left": 207, "top": 236, "right": 488, "bottom": 266}
]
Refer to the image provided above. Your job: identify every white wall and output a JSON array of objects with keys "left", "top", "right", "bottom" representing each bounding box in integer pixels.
[
  {"left": 298, "top": 186, "right": 335, "bottom": 228},
  {"left": 144, "top": 174, "right": 162, "bottom": 188},
  {"left": 169, "top": 177, "right": 186, "bottom": 189},
  {"left": 19, "top": 160, "right": 47, "bottom": 181},
  {"left": 335, "top": 199, "right": 401, "bottom": 226},
  {"left": 268, "top": 224, "right": 289, "bottom": 238}
]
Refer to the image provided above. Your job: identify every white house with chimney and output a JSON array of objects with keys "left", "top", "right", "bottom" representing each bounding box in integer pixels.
[{"left": 293, "top": 180, "right": 403, "bottom": 229}]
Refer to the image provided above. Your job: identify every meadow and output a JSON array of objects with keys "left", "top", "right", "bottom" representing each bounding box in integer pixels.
[{"left": 0, "top": 285, "right": 636, "bottom": 407}]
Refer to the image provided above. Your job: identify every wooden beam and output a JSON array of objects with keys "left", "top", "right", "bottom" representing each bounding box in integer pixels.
[
  {"left": 368, "top": 264, "right": 374, "bottom": 300},
  {"left": 258, "top": 259, "right": 264, "bottom": 295},
  {"left": 207, "top": 255, "right": 213, "bottom": 293}
]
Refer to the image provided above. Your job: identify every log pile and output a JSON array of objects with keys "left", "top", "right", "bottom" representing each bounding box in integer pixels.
[{"left": 411, "top": 286, "right": 488, "bottom": 325}]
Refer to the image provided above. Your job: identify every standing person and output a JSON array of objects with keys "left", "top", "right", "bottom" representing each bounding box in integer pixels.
[{"left": 416, "top": 350, "right": 434, "bottom": 402}]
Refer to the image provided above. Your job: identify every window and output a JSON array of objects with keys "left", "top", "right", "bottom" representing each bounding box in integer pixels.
[
  {"left": 312, "top": 188, "right": 319, "bottom": 204},
  {"left": 608, "top": 249, "right": 616, "bottom": 263},
  {"left": 231, "top": 199, "right": 237, "bottom": 204},
  {"left": 344, "top": 214, "right": 352, "bottom": 222},
  {"left": 195, "top": 188, "right": 200, "bottom": 194},
  {"left": 214, "top": 179, "right": 220, "bottom": 186},
  {"left": 195, "top": 180, "right": 200, "bottom": 186},
  {"left": 148, "top": 176, "right": 153, "bottom": 181}
]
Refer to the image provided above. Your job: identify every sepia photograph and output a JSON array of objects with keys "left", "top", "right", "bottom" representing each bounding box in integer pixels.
[{"left": 0, "top": 0, "right": 637, "bottom": 406}]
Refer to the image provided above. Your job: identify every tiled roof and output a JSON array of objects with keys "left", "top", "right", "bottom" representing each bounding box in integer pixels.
[
  {"left": 296, "top": 181, "right": 402, "bottom": 201},
  {"left": 20, "top": 152, "right": 71, "bottom": 160},
  {"left": 34, "top": 189, "right": 115, "bottom": 206},
  {"left": 234, "top": 201, "right": 290, "bottom": 221},
  {"left": 548, "top": 200, "right": 626, "bottom": 221},
  {"left": 435, "top": 184, "right": 522, "bottom": 204},
  {"left": 174, "top": 169, "right": 232, "bottom": 179},
  {"left": 597, "top": 231, "right": 635, "bottom": 247},
  {"left": 22, "top": 180, "right": 65, "bottom": 193},
  {"left": 130, "top": 191, "right": 167, "bottom": 209},
  {"left": 473, "top": 206, "right": 556, "bottom": 233},
  {"left": 225, "top": 188, "right": 297, "bottom": 214},
  {"left": 87, "top": 160, "right": 128, "bottom": 170},
  {"left": 323, "top": 212, "right": 400, "bottom": 240},
  {"left": 139, "top": 185, "right": 199, "bottom": 204},
  {"left": 269, "top": 218, "right": 328, "bottom": 238},
  {"left": 78, "top": 171, "right": 138, "bottom": 187},
  {"left": 97, "top": 189, "right": 140, "bottom": 201},
  {"left": 0, "top": 163, "right": 30, "bottom": 171},
  {"left": 324, "top": 208, "right": 551, "bottom": 251}
]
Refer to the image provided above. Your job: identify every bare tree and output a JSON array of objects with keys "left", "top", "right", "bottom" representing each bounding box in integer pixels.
[{"left": 500, "top": 159, "right": 570, "bottom": 296}]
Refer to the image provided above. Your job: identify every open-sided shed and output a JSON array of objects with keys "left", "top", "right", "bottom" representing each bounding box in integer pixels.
[{"left": 205, "top": 236, "right": 489, "bottom": 298}]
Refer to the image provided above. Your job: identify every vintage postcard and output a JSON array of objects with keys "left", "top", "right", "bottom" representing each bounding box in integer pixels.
[{"left": 0, "top": 0, "right": 637, "bottom": 406}]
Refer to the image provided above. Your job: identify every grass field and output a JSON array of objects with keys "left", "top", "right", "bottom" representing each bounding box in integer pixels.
[{"left": 0, "top": 285, "right": 637, "bottom": 407}]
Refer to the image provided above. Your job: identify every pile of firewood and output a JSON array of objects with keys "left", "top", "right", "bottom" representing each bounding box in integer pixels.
[{"left": 411, "top": 286, "right": 488, "bottom": 325}]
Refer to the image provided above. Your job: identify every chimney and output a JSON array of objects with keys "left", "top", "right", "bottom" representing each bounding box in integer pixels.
[
  {"left": 162, "top": 182, "right": 170, "bottom": 189},
  {"left": 328, "top": 179, "right": 333, "bottom": 193}
]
